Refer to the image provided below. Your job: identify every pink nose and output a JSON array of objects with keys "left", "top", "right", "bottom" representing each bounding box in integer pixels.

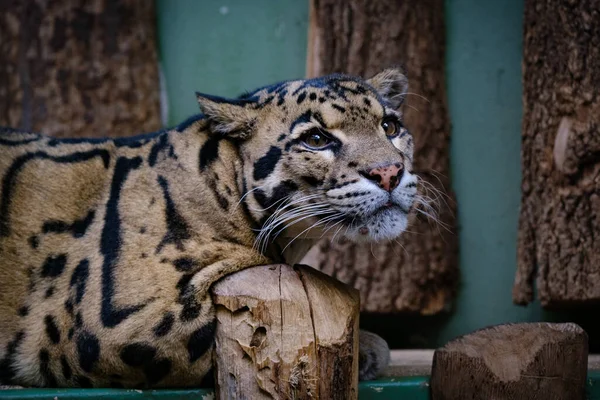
[{"left": 364, "top": 163, "right": 404, "bottom": 192}]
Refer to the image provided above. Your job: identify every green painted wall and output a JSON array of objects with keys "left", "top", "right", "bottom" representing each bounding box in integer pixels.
[
  {"left": 155, "top": 0, "right": 308, "bottom": 126},
  {"left": 437, "top": 0, "right": 545, "bottom": 344},
  {"left": 155, "top": 0, "right": 577, "bottom": 348}
]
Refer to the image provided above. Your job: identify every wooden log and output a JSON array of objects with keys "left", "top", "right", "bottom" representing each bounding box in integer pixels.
[
  {"left": 210, "top": 264, "right": 360, "bottom": 400},
  {"left": 303, "top": 0, "right": 458, "bottom": 314},
  {"left": 0, "top": 0, "right": 161, "bottom": 137},
  {"left": 513, "top": 0, "right": 600, "bottom": 307},
  {"left": 430, "top": 322, "right": 588, "bottom": 400}
]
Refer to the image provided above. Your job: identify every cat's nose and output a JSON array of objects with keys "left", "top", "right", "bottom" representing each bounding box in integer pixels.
[{"left": 360, "top": 162, "right": 404, "bottom": 192}]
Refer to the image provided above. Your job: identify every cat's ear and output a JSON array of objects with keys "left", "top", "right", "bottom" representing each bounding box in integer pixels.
[
  {"left": 367, "top": 67, "right": 409, "bottom": 110},
  {"left": 196, "top": 93, "right": 258, "bottom": 139}
]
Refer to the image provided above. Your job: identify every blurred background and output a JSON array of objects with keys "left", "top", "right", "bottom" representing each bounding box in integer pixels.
[{"left": 1, "top": 0, "right": 599, "bottom": 351}]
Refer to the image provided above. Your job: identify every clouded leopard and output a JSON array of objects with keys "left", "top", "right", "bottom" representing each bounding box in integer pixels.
[{"left": 0, "top": 67, "right": 417, "bottom": 388}]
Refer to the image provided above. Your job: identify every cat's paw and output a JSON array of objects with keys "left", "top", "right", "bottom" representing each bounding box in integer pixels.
[{"left": 358, "top": 330, "right": 390, "bottom": 381}]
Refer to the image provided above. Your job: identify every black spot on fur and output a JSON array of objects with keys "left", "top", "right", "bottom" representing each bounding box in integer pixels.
[
  {"left": 297, "top": 92, "right": 307, "bottom": 104},
  {"left": 153, "top": 312, "right": 175, "bottom": 337},
  {"left": 332, "top": 104, "right": 346, "bottom": 113},
  {"left": 77, "top": 331, "right": 100, "bottom": 373},
  {"left": 253, "top": 180, "right": 299, "bottom": 210},
  {"left": 101, "top": 157, "right": 146, "bottom": 328},
  {"left": 68, "top": 328, "right": 74, "bottom": 340},
  {"left": 0, "top": 331, "right": 25, "bottom": 383},
  {"left": 318, "top": 97, "right": 326, "bottom": 103},
  {"left": 140, "top": 227, "right": 146, "bottom": 234},
  {"left": 75, "top": 312, "right": 83, "bottom": 328},
  {"left": 309, "top": 93, "right": 317, "bottom": 101},
  {"left": 18, "top": 305, "right": 29, "bottom": 317},
  {"left": 61, "top": 355, "right": 72, "bottom": 381},
  {"left": 253, "top": 146, "right": 282, "bottom": 181},
  {"left": 45, "top": 286, "right": 55, "bottom": 298},
  {"left": 156, "top": 176, "right": 191, "bottom": 253},
  {"left": 363, "top": 97, "right": 371, "bottom": 106},
  {"left": 290, "top": 110, "right": 313, "bottom": 132},
  {"left": 149, "top": 134, "right": 177, "bottom": 167},
  {"left": 188, "top": 319, "right": 217, "bottom": 363},
  {"left": 42, "top": 210, "right": 95, "bottom": 238},
  {"left": 207, "top": 178, "right": 229, "bottom": 210},
  {"left": 0, "top": 134, "right": 41, "bottom": 146},
  {"left": 75, "top": 375, "right": 93, "bottom": 388},
  {"left": 64, "top": 299, "right": 74, "bottom": 315},
  {"left": 173, "top": 257, "right": 195, "bottom": 272},
  {"left": 277, "top": 133, "right": 286, "bottom": 141},
  {"left": 302, "top": 175, "right": 323, "bottom": 186},
  {"left": 39, "top": 349, "right": 57, "bottom": 387},
  {"left": 177, "top": 274, "right": 201, "bottom": 321},
  {"left": 120, "top": 343, "right": 156, "bottom": 367},
  {"left": 41, "top": 254, "right": 67, "bottom": 278},
  {"left": 0, "top": 150, "right": 110, "bottom": 237},
  {"left": 199, "top": 135, "right": 220, "bottom": 171},
  {"left": 70, "top": 259, "right": 89, "bottom": 304},
  {"left": 144, "top": 358, "right": 172, "bottom": 383},
  {"left": 28, "top": 235, "right": 39, "bottom": 249},
  {"left": 348, "top": 161, "right": 358, "bottom": 168},
  {"left": 45, "top": 315, "right": 61, "bottom": 344}
]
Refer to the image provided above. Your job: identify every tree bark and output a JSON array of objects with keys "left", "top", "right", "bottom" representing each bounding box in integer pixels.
[
  {"left": 0, "top": 0, "right": 161, "bottom": 138},
  {"left": 513, "top": 0, "right": 600, "bottom": 307},
  {"left": 430, "top": 322, "right": 588, "bottom": 400},
  {"left": 303, "top": 0, "right": 457, "bottom": 314},
  {"left": 211, "top": 264, "right": 360, "bottom": 400}
]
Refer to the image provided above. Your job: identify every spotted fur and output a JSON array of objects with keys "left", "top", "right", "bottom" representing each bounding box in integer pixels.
[{"left": 0, "top": 67, "right": 417, "bottom": 388}]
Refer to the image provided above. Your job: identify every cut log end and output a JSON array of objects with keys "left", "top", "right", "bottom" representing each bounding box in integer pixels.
[
  {"left": 210, "top": 264, "right": 360, "bottom": 400},
  {"left": 431, "top": 322, "right": 588, "bottom": 400}
]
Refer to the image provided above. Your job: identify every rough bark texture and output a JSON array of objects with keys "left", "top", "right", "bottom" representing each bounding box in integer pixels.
[
  {"left": 430, "top": 323, "right": 588, "bottom": 400},
  {"left": 303, "top": 0, "right": 457, "bottom": 314},
  {"left": 513, "top": 0, "right": 600, "bottom": 307},
  {"left": 0, "top": 0, "right": 161, "bottom": 138},
  {"left": 211, "top": 264, "right": 360, "bottom": 400}
]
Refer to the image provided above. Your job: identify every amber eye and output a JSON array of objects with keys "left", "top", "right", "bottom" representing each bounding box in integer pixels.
[
  {"left": 382, "top": 118, "right": 399, "bottom": 137},
  {"left": 302, "top": 129, "right": 332, "bottom": 149}
]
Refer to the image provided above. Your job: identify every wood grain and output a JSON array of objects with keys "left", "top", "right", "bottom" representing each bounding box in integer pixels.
[
  {"left": 430, "top": 323, "right": 588, "bottom": 400},
  {"left": 211, "top": 264, "right": 360, "bottom": 399}
]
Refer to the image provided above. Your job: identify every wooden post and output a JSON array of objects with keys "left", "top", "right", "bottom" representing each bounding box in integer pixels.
[
  {"left": 430, "top": 322, "right": 588, "bottom": 400},
  {"left": 0, "top": 0, "right": 161, "bottom": 137},
  {"left": 303, "top": 0, "right": 457, "bottom": 315},
  {"left": 513, "top": 0, "right": 600, "bottom": 307},
  {"left": 210, "top": 264, "right": 360, "bottom": 400}
]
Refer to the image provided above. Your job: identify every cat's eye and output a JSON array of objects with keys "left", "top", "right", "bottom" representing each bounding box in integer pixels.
[
  {"left": 302, "top": 129, "right": 332, "bottom": 149},
  {"left": 382, "top": 118, "right": 400, "bottom": 137}
]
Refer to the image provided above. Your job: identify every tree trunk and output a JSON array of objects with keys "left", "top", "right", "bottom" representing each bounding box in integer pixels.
[
  {"left": 0, "top": 0, "right": 161, "bottom": 138},
  {"left": 211, "top": 264, "right": 360, "bottom": 400},
  {"left": 430, "top": 322, "right": 588, "bottom": 400},
  {"left": 303, "top": 0, "right": 458, "bottom": 314},
  {"left": 513, "top": 0, "right": 600, "bottom": 307}
]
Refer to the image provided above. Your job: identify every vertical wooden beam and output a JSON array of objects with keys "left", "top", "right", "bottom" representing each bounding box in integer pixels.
[
  {"left": 513, "top": 0, "right": 600, "bottom": 307},
  {"left": 303, "top": 0, "right": 457, "bottom": 314},
  {"left": 0, "top": 0, "right": 161, "bottom": 138}
]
